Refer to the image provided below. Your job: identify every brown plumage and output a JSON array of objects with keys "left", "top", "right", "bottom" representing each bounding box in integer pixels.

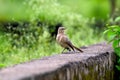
[{"left": 56, "top": 27, "right": 83, "bottom": 53}]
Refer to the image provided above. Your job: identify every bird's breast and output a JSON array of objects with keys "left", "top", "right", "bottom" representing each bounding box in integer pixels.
[{"left": 56, "top": 34, "right": 68, "bottom": 48}]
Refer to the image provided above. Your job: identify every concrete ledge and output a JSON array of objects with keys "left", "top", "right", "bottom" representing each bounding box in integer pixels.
[{"left": 0, "top": 43, "right": 115, "bottom": 80}]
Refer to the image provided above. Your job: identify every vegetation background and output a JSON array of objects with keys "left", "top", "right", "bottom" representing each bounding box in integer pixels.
[{"left": 0, "top": 0, "right": 120, "bottom": 69}]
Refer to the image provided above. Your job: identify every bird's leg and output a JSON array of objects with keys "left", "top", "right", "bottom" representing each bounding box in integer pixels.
[
  {"left": 69, "top": 46, "right": 75, "bottom": 52},
  {"left": 71, "top": 48, "right": 75, "bottom": 52},
  {"left": 61, "top": 48, "right": 66, "bottom": 53}
]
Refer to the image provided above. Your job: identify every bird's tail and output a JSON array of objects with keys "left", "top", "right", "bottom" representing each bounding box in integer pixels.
[{"left": 73, "top": 45, "right": 83, "bottom": 52}]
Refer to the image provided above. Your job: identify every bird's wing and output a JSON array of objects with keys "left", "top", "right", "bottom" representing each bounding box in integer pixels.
[
  {"left": 63, "top": 35, "right": 75, "bottom": 51},
  {"left": 63, "top": 35, "right": 72, "bottom": 45}
]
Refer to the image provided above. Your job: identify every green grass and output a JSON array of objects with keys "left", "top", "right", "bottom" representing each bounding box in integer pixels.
[
  {"left": 0, "top": 26, "right": 105, "bottom": 68},
  {"left": 0, "top": 29, "right": 62, "bottom": 68}
]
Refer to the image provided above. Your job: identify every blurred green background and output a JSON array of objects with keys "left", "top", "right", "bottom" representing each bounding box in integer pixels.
[{"left": 0, "top": 0, "right": 120, "bottom": 68}]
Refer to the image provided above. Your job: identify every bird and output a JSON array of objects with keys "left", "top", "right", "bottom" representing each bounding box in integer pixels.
[{"left": 56, "top": 27, "right": 83, "bottom": 53}]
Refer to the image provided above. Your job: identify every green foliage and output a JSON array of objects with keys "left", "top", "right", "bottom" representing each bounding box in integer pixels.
[
  {"left": 0, "top": 0, "right": 106, "bottom": 68},
  {"left": 10, "top": 24, "right": 43, "bottom": 48},
  {"left": 0, "top": 29, "right": 60, "bottom": 68},
  {"left": 104, "top": 16, "right": 120, "bottom": 71},
  {"left": 58, "top": 0, "right": 110, "bottom": 19},
  {"left": 0, "top": 0, "right": 30, "bottom": 21}
]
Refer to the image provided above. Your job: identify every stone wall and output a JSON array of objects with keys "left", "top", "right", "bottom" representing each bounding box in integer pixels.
[{"left": 0, "top": 43, "right": 116, "bottom": 80}]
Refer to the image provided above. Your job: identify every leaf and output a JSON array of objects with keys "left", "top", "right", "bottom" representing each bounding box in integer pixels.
[
  {"left": 113, "top": 39, "right": 119, "bottom": 48},
  {"left": 118, "top": 58, "right": 120, "bottom": 64},
  {"left": 108, "top": 25, "right": 120, "bottom": 32},
  {"left": 107, "top": 31, "right": 116, "bottom": 41},
  {"left": 103, "top": 29, "right": 110, "bottom": 34},
  {"left": 114, "top": 47, "right": 120, "bottom": 57},
  {"left": 104, "top": 28, "right": 115, "bottom": 36},
  {"left": 116, "top": 65, "right": 120, "bottom": 71},
  {"left": 113, "top": 26, "right": 120, "bottom": 32},
  {"left": 115, "top": 16, "right": 120, "bottom": 22}
]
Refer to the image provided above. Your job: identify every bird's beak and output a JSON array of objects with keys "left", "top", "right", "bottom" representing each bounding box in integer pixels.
[{"left": 63, "top": 28, "right": 66, "bottom": 30}]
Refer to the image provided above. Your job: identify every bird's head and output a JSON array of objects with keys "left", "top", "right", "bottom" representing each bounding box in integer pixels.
[{"left": 58, "top": 27, "right": 66, "bottom": 34}]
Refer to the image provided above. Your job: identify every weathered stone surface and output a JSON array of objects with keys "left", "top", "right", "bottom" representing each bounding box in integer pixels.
[{"left": 0, "top": 43, "right": 115, "bottom": 80}]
